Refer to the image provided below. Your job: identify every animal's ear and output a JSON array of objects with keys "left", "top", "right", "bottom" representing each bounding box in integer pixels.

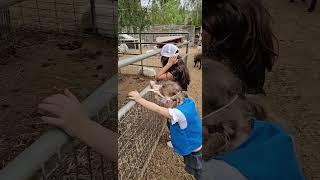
[
  {"left": 202, "top": 132, "right": 229, "bottom": 160},
  {"left": 228, "top": 76, "right": 243, "bottom": 96},
  {"left": 246, "top": 95, "right": 268, "bottom": 119},
  {"left": 222, "top": 123, "right": 235, "bottom": 137}
]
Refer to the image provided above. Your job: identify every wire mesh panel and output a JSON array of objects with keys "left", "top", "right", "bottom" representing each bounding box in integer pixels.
[
  {"left": 0, "top": 7, "right": 15, "bottom": 56},
  {"left": 0, "top": 8, "right": 11, "bottom": 41},
  {"left": 0, "top": 0, "right": 116, "bottom": 37},
  {"left": 9, "top": 0, "right": 75, "bottom": 31},
  {"left": 94, "top": 0, "right": 116, "bottom": 36},
  {"left": 118, "top": 91, "right": 166, "bottom": 180}
]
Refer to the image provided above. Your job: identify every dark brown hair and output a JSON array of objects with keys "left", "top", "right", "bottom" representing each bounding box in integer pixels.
[
  {"left": 203, "top": 0, "right": 279, "bottom": 72},
  {"left": 161, "top": 52, "right": 191, "bottom": 91},
  {"left": 202, "top": 58, "right": 267, "bottom": 160}
]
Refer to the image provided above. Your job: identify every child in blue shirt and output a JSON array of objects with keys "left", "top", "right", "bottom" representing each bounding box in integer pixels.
[{"left": 128, "top": 80, "right": 202, "bottom": 179}]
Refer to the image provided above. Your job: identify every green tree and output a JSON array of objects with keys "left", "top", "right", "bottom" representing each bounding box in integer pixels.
[
  {"left": 118, "top": 0, "right": 151, "bottom": 32},
  {"left": 118, "top": 0, "right": 202, "bottom": 32}
]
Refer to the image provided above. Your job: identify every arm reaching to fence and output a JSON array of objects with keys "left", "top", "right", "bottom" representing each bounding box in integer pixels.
[
  {"left": 128, "top": 90, "right": 172, "bottom": 119},
  {"left": 155, "top": 56, "right": 177, "bottom": 81},
  {"left": 38, "top": 89, "right": 118, "bottom": 162},
  {"left": 129, "top": 81, "right": 203, "bottom": 179}
]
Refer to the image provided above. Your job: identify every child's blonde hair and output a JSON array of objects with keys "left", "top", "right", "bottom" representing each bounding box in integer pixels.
[{"left": 159, "top": 81, "right": 187, "bottom": 108}]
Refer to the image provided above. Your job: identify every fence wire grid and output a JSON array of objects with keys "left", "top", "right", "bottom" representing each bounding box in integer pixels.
[
  {"left": 0, "top": 8, "right": 11, "bottom": 40},
  {"left": 9, "top": 0, "right": 115, "bottom": 34},
  {"left": 118, "top": 90, "right": 166, "bottom": 180},
  {"left": 0, "top": 0, "right": 116, "bottom": 51}
]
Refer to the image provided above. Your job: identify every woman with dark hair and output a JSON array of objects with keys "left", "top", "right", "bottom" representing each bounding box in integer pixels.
[
  {"left": 155, "top": 44, "right": 191, "bottom": 91},
  {"left": 202, "top": 0, "right": 279, "bottom": 95},
  {"left": 155, "top": 43, "right": 192, "bottom": 148}
]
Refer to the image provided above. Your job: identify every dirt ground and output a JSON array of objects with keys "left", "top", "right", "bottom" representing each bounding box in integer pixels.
[
  {"left": 118, "top": 74, "right": 153, "bottom": 108},
  {"left": 263, "top": 0, "right": 320, "bottom": 179},
  {"left": 0, "top": 30, "right": 116, "bottom": 169}
]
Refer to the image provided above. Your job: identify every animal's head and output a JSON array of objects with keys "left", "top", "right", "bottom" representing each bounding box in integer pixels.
[{"left": 202, "top": 58, "right": 267, "bottom": 160}]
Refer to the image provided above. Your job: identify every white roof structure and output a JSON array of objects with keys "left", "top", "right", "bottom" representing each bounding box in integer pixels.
[
  {"left": 156, "top": 36, "right": 184, "bottom": 43},
  {"left": 118, "top": 34, "right": 139, "bottom": 41}
]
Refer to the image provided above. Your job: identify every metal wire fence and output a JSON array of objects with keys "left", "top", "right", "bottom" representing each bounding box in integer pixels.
[
  {"left": 118, "top": 86, "right": 166, "bottom": 180},
  {"left": 0, "top": 0, "right": 117, "bottom": 67},
  {"left": 0, "top": 0, "right": 116, "bottom": 54},
  {"left": 0, "top": 8, "right": 11, "bottom": 40},
  {"left": 0, "top": 8, "right": 14, "bottom": 54},
  {"left": 6, "top": 0, "right": 116, "bottom": 34}
]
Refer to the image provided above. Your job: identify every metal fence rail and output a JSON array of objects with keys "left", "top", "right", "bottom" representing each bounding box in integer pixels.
[
  {"left": 0, "top": 75, "right": 118, "bottom": 180},
  {"left": 118, "top": 32, "right": 190, "bottom": 55},
  {"left": 118, "top": 86, "right": 166, "bottom": 180},
  {"left": 118, "top": 41, "right": 190, "bottom": 76}
]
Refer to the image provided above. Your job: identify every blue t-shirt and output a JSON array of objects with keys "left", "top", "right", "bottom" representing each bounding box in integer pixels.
[
  {"left": 170, "top": 98, "right": 202, "bottom": 156},
  {"left": 213, "top": 120, "right": 304, "bottom": 180}
]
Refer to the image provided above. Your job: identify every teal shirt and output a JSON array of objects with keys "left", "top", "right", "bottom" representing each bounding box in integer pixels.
[
  {"left": 212, "top": 120, "right": 304, "bottom": 180},
  {"left": 170, "top": 98, "right": 202, "bottom": 156}
]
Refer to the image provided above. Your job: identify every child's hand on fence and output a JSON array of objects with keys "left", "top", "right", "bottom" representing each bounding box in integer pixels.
[
  {"left": 150, "top": 80, "right": 157, "bottom": 88},
  {"left": 38, "top": 89, "right": 89, "bottom": 136},
  {"left": 128, "top": 90, "right": 142, "bottom": 101},
  {"left": 148, "top": 88, "right": 163, "bottom": 97}
]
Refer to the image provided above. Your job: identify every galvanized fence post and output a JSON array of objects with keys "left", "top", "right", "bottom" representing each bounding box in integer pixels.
[
  {"left": 35, "top": 0, "right": 40, "bottom": 29},
  {"left": 185, "top": 33, "right": 190, "bottom": 64},
  {"left": 90, "top": 0, "right": 97, "bottom": 33},
  {"left": 139, "top": 32, "right": 144, "bottom": 73},
  {"left": 54, "top": 0, "right": 59, "bottom": 31}
]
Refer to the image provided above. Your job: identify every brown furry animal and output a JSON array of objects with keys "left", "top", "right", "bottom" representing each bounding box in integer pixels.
[
  {"left": 202, "top": 58, "right": 281, "bottom": 160},
  {"left": 193, "top": 52, "right": 202, "bottom": 70}
]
